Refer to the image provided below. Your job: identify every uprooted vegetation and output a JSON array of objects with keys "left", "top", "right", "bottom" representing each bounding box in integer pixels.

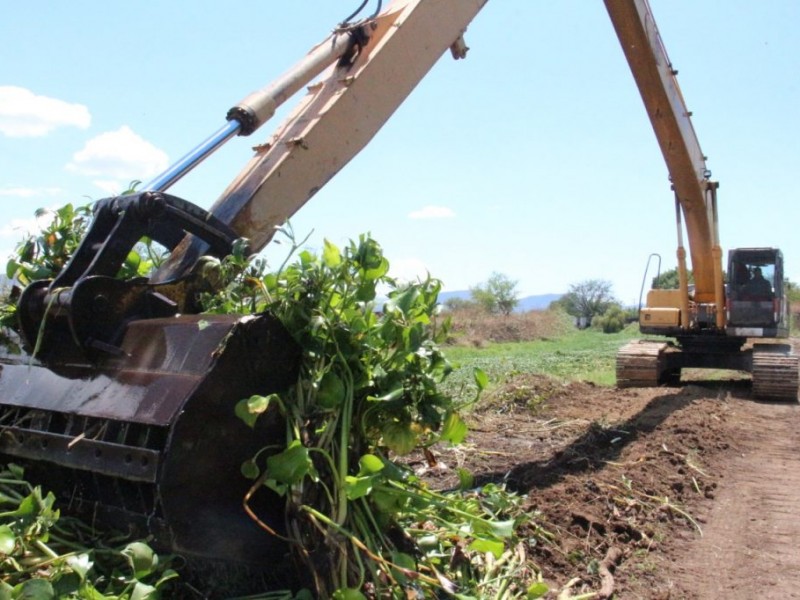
[
  {"left": 409, "top": 374, "right": 738, "bottom": 599},
  {"left": 0, "top": 205, "right": 556, "bottom": 598}
]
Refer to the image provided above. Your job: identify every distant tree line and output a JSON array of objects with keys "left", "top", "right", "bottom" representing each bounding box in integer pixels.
[{"left": 444, "top": 272, "right": 520, "bottom": 316}]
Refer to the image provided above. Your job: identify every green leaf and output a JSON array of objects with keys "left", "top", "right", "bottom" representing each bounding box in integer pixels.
[
  {"left": 122, "top": 542, "right": 159, "bottom": 580},
  {"left": 441, "top": 412, "right": 468, "bottom": 445},
  {"left": 5, "top": 259, "right": 19, "bottom": 280},
  {"left": 6, "top": 493, "right": 36, "bottom": 517},
  {"left": 467, "top": 537, "right": 504, "bottom": 559},
  {"left": 124, "top": 249, "right": 141, "bottom": 273},
  {"left": 130, "top": 581, "right": 158, "bottom": 600},
  {"left": 473, "top": 367, "right": 489, "bottom": 391},
  {"left": 241, "top": 459, "right": 260, "bottom": 480},
  {"left": 332, "top": 589, "right": 367, "bottom": 600},
  {"left": 485, "top": 519, "right": 516, "bottom": 539},
  {"left": 235, "top": 399, "right": 257, "bottom": 428},
  {"left": 456, "top": 468, "right": 475, "bottom": 491},
  {"left": 322, "top": 239, "right": 341, "bottom": 268},
  {"left": 364, "top": 257, "right": 390, "bottom": 281},
  {"left": 389, "top": 551, "right": 417, "bottom": 585},
  {"left": 266, "top": 440, "right": 316, "bottom": 485},
  {"left": 235, "top": 394, "right": 274, "bottom": 428},
  {"left": 12, "top": 579, "right": 54, "bottom": 600},
  {"left": 370, "top": 387, "right": 404, "bottom": 403},
  {"left": 317, "top": 372, "right": 345, "bottom": 410},
  {"left": 75, "top": 582, "right": 108, "bottom": 600},
  {"left": 391, "top": 286, "right": 419, "bottom": 315},
  {"left": 344, "top": 474, "right": 376, "bottom": 500},
  {"left": 66, "top": 554, "right": 93, "bottom": 581},
  {"left": 0, "top": 525, "right": 14, "bottom": 555},
  {"left": 265, "top": 479, "right": 288, "bottom": 497},
  {"left": 381, "top": 421, "right": 417, "bottom": 455},
  {"left": 248, "top": 394, "right": 272, "bottom": 415},
  {"left": 370, "top": 488, "right": 407, "bottom": 516},
  {"left": 358, "top": 454, "right": 384, "bottom": 475},
  {"left": 154, "top": 569, "right": 180, "bottom": 589},
  {"left": 526, "top": 582, "right": 550, "bottom": 598}
]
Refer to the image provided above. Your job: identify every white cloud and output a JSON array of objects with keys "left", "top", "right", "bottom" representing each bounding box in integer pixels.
[
  {"left": 92, "top": 180, "right": 124, "bottom": 196},
  {"left": 0, "top": 212, "right": 60, "bottom": 265},
  {"left": 0, "top": 187, "right": 62, "bottom": 198},
  {"left": 408, "top": 205, "right": 455, "bottom": 220},
  {"left": 66, "top": 126, "right": 169, "bottom": 187},
  {"left": 389, "top": 257, "right": 431, "bottom": 284},
  {"left": 0, "top": 215, "right": 48, "bottom": 238},
  {"left": 0, "top": 208, "right": 64, "bottom": 261},
  {"left": 0, "top": 86, "right": 91, "bottom": 137}
]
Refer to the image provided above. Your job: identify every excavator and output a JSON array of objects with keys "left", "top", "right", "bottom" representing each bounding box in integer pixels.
[
  {"left": 607, "top": 4, "right": 798, "bottom": 400},
  {"left": 0, "top": 0, "right": 796, "bottom": 565}
]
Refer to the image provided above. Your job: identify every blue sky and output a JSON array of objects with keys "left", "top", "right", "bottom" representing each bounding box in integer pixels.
[{"left": 2, "top": 1, "right": 798, "bottom": 305}]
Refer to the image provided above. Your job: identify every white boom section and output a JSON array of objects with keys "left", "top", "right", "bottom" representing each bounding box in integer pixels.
[{"left": 157, "top": 0, "right": 486, "bottom": 278}]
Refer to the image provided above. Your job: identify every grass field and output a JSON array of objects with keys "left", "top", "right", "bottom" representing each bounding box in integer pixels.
[{"left": 441, "top": 322, "right": 640, "bottom": 403}]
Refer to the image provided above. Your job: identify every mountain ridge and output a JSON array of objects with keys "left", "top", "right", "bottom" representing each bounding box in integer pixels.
[{"left": 438, "top": 290, "right": 562, "bottom": 312}]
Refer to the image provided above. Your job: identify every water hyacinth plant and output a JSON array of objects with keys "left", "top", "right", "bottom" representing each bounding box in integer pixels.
[
  {"left": 205, "top": 228, "right": 544, "bottom": 598},
  {"left": 1, "top": 203, "right": 548, "bottom": 598}
]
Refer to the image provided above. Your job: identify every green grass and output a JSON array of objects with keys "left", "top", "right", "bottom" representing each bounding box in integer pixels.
[{"left": 441, "top": 323, "right": 640, "bottom": 402}]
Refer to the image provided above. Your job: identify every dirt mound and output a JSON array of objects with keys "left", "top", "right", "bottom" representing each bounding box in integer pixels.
[
  {"left": 445, "top": 309, "right": 571, "bottom": 345},
  {"left": 411, "top": 373, "right": 800, "bottom": 598}
]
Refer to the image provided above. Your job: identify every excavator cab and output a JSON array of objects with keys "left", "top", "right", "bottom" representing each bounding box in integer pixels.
[{"left": 726, "top": 248, "right": 789, "bottom": 338}]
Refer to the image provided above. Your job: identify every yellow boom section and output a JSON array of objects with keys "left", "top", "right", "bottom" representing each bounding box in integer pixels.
[{"left": 604, "top": 0, "right": 724, "bottom": 314}]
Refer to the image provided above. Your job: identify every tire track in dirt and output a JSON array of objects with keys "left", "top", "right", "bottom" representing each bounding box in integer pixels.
[{"left": 670, "top": 398, "right": 800, "bottom": 599}]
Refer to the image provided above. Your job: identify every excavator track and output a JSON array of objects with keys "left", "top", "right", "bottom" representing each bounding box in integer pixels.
[
  {"left": 616, "top": 340, "right": 670, "bottom": 388},
  {"left": 752, "top": 344, "right": 799, "bottom": 402}
]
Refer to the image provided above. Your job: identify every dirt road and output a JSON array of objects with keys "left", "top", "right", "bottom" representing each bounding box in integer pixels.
[
  {"left": 418, "top": 375, "right": 800, "bottom": 598},
  {"left": 670, "top": 398, "right": 800, "bottom": 599}
]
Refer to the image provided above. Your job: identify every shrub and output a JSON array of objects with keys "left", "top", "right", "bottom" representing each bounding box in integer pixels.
[{"left": 591, "top": 305, "right": 627, "bottom": 333}]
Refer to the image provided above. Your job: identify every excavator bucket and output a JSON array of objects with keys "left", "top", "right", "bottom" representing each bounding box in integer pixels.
[
  {"left": 0, "top": 192, "right": 301, "bottom": 564},
  {"left": 0, "top": 317, "right": 300, "bottom": 564}
]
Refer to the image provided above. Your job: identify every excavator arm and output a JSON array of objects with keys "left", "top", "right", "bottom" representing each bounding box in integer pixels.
[
  {"left": 604, "top": 0, "right": 724, "bottom": 327},
  {"left": 154, "top": 0, "right": 488, "bottom": 281}
]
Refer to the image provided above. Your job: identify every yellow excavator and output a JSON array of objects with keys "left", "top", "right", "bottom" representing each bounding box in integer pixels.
[
  {"left": 607, "top": 2, "right": 798, "bottom": 399},
  {"left": 0, "top": 0, "right": 796, "bottom": 564}
]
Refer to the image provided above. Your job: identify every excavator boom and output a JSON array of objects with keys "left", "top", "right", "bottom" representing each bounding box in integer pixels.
[
  {"left": 154, "top": 0, "right": 487, "bottom": 281},
  {"left": 604, "top": 0, "right": 723, "bottom": 313}
]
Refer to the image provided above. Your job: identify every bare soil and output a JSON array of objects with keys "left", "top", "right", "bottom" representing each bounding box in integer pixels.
[{"left": 411, "top": 372, "right": 800, "bottom": 598}]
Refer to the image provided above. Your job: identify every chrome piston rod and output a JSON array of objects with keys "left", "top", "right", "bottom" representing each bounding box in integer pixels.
[{"left": 145, "top": 28, "right": 358, "bottom": 192}]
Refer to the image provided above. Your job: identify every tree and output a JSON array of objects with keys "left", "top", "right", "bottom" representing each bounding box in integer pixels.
[
  {"left": 785, "top": 278, "right": 800, "bottom": 303},
  {"left": 591, "top": 304, "right": 627, "bottom": 333},
  {"left": 559, "top": 279, "right": 617, "bottom": 327},
  {"left": 651, "top": 267, "right": 693, "bottom": 289},
  {"left": 469, "top": 272, "right": 519, "bottom": 315},
  {"left": 443, "top": 296, "right": 477, "bottom": 312}
]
